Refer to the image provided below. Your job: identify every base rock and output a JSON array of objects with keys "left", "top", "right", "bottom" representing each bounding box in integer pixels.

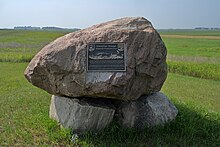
[
  {"left": 115, "top": 92, "right": 178, "bottom": 129},
  {"left": 49, "top": 95, "right": 115, "bottom": 134}
]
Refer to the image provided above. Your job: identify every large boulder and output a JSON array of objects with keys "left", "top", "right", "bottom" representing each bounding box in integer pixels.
[
  {"left": 50, "top": 95, "right": 115, "bottom": 134},
  {"left": 24, "top": 17, "right": 167, "bottom": 100}
]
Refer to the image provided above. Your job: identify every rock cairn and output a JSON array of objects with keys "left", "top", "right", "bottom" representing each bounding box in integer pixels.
[{"left": 25, "top": 17, "right": 178, "bottom": 134}]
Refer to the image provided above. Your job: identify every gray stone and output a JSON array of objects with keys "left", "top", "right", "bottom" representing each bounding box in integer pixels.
[
  {"left": 24, "top": 17, "right": 167, "bottom": 101},
  {"left": 115, "top": 92, "right": 178, "bottom": 129},
  {"left": 49, "top": 95, "right": 115, "bottom": 134}
]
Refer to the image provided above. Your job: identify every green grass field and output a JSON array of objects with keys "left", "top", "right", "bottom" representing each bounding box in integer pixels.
[
  {"left": 163, "top": 37, "right": 220, "bottom": 58},
  {"left": 159, "top": 29, "right": 220, "bottom": 36},
  {"left": 0, "top": 30, "right": 68, "bottom": 62},
  {"left": 0, "top": 29, "right": 220, "bottom": 146},
  {"left": 160, "top": 30, "right": 220, "bottom": 81}
]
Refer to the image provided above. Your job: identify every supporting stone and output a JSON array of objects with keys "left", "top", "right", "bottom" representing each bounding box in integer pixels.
[
  {"left": 49, "top": 95, "right": 115, "bottom": 134},
  {"left": 115, "top": 92, "right": 178, "bottom": 129}
]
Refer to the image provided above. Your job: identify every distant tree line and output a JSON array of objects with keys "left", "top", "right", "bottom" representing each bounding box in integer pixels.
[
  {"left": 14, "top": 26, "right": 41, "bottom": 30},
  {"left": 195, "top": 27, "right": 220, "bottom": 30},
  {"left": 14, "top": 26, "right": 80, "bottom": 31}
]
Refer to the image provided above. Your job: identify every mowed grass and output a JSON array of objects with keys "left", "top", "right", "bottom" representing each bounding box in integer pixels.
[
  {"left": 0, "top": 63, "right": 73, "bottom": 146},
  {"left": 0, "top": 63, "right": 220, "bottom": 146},
  {"left": 162, "top": 73, "right": 220, "bottom": 113}
]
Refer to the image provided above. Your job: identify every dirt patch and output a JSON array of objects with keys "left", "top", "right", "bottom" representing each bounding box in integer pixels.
[{"left": 161, "top": 35, "right": 220, "bottom": 40}]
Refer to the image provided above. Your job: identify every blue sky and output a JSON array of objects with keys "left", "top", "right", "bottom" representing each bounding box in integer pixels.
[{"left": 0, "top": 0, "right": 220, "bottom": 29}]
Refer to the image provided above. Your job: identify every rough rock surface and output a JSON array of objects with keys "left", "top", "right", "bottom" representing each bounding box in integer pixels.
[
  {"left": 115, "top": 92, "right": 178, "bottom": 129},
  {"left": 25, "top": 17, "right": 167, "bottom": 100},
  {"left": 49, "top": 95, "right": 115, "bottom": 133}
]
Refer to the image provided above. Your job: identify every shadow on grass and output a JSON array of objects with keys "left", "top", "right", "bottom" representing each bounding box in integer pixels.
[{"left": 76, "top": 103, "right": 220, "bottom": 146}]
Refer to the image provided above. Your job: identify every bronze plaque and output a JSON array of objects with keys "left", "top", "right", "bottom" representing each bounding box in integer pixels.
[{"left": 87, "top": 43, "right": 126, "bottom": 71}]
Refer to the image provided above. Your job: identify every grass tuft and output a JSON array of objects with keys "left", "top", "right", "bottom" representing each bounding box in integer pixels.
[
  {"left": 0, "top": 52, "right": 34, "bottom": 62},
  {"left": 168, "top": 61, "right": 220, "bottom": 81}
]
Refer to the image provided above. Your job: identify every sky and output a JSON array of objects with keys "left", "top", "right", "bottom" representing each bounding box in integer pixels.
[{"left": 0, "top": 0, "right": 220, "bottom": 29}]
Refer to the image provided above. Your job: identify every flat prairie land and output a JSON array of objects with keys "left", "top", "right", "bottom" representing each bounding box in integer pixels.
[
  {"left": 160, "top": 30, "right": 220, "bottom": 82},
  {"left": 161, "top": 34, "right": 220, "bottom": 39},
  {"left": 159, "top": 29, "right": 220, "bottom": 36},
  {"left": 0, "top": 30, "right": 69, "bottom": 62},
  {"left": 0, "top": 29, "right": 220, "bottom": 146}
]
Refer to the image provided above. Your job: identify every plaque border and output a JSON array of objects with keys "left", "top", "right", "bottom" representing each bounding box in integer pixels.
[{"left": 86, "top": 42, "right": 127, "bottom": 72}]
